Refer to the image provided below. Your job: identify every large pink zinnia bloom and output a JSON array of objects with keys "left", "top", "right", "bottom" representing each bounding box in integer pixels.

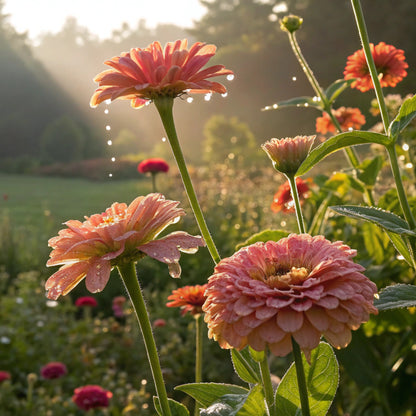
[
  {"left": 203, "top": 234, "right": 378, "bottom": 360},
  {"left": 45, "top": 193, "right": 205, "bottom": 300},
  {"left": 90, "top": 39, "right": 233, "bottom": 109}
]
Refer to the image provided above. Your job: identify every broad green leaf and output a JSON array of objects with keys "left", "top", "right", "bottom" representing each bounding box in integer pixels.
[
  {"left": 231, "top": 348, "right": 262, "bottom": 384},
  {"left": 389, "top": 94, "right": 416, "bottom": 138},
  {"left": 296, "top": 131, "right": 391, "bottom": 176},
  {"left": 154, "top": 397, "right": 190, "bottom": 416},
  {"left": 329, "top": 205, "right": 416, "bottom": 236},
  {"left": 324, "top": 78, "right": 356, "bottom": 104},
  {"left": 199, "top": 385, "right": 266, "bottom": 416},
  {"left": 235, "top": 230, "right": 290, "bottom": 251},
  {"left": 275, "top": 342, "right": 339, "bottom": 416},
  {"left": 374, "top": 284, "right": 416, "bottom": 310},
  {"left": 362, "top": 223, "right": 387, "bottom": 264},
  {"left": 175, "top": 383, "right": 248, "bottom": 408},
  {"left": 357, "top": 156, "right": 384, "bottom": 186},
  {"left": 385, "top": 231, "right": 414, "bottom": 267},
  {"left": 262, "top": 96, "right": 323, "bottom": 111}
]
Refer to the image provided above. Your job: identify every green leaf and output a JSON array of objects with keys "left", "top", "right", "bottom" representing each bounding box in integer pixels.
[
  {"left": 324, "top": 78, "right": 356, "bottom": 104},
  {"left": 357, "top": 156, "right": 384, "bottom": 186},
  {"left": 296, "top": 131, "right": 391, "bottom": 176},
  {"left": 385, "top": 231, "right": 414, "bottom": 267},
  {"left": 374, "top": 284, "right": 416, "bottom": 310},
  {"left": 235, "top": 230, "right": 290, "bottom": 251},
  {"left": 329, "top": 205, "right": 416, "bottom": 236},
  {"left": 231, "top": 348, "right": 262, "bottom": 384},
  {"left": 199, "top": 385, "right": 266, "bottom": 416},
  {"left": 389, "top": 94, "right": 416, "bottom": 138},
  {"left": 175, "top": 383, "right": 248, "bottom": 408},
  {"left": 275, "top": 342, "right": 339, "bottom": 416},
  {"left": 154, "top": 398, "right": 190, "bottom": 416},
  {"left": 263, "top": 96, "right": 323, "bottom": 111}
]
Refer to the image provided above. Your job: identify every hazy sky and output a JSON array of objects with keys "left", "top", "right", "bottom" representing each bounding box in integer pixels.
[{"left": 3, "top": 0, "right": 206, "bottom": 40}]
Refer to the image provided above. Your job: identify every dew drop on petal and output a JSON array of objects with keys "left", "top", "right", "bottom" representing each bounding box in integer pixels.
[
  {"left": 168, "top": 262, "right": 181, "bottom": 279},
  {"left": 226, "top": 74, "right": 235, "bottom": 81},
  {"left": 172, "top": 216, "right": 181, "bottom": 224},
  {"left": 180, "top": 246, "right": 199, "bottom": 254},
  {"left": 105, "top": 99, "right": 111, "bottom": 105}
]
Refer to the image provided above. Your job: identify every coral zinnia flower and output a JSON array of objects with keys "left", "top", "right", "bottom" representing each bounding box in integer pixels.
[
  {"left": 40, "top": 362, "right": 67, "bottom": 380},
  {"left": 203, "top": 234, "right": 378, "bottom": 360},
  {"left": 262, "top": 135, "right": 315, "bottom": 175},
  {"left": 138, "top": 158, "right": 170, "bottom": 174},
  {"left": 344, "top": 42, "right": 408, "bottom": 92},
  {"left": 45, "top": 193, "right": 205, "bottom": 300},
  {"left": 271, "top": 177, "right": 310, "bottom": 213},
  {"left": 316, "top": 107, "right": 366, "bottom": 134},
  {"left": 72, "top": 385, "right": 112, "bottom": 411},
  {"left": 90, "top": 39, "right": 233, "bottom": 109},
  {"left": 167, "top": 284, "right": 208, "bottom": 316},
  {"left": 75, "top": 296, "right": 98, "bottom": 307}
]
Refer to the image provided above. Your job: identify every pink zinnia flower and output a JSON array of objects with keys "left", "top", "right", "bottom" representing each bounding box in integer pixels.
[
  {"left": 271, "top": 178, "right": 310, "bottom": 213},
  {"left": 138, "top": 158, "right": 169, "bottom": 174},
  {"left": 45, "top": 193, "right": 205, "bottom": 300},
  {"left": 166, "top": 284, "right": 208, "bottom": 316},
  {"left": 75, "top": 296, "right": 98, "bottom": 308},
  {"left": 0, "top": 371, "right": 11, "bottom": 383},
  {"left": 72, "top": 385, "right": 112, "bottom": 411},
  {"left": 316, "top": 107, "right": 366, "bottom": 134},
  {"left": 153, "top": 318, "right": 167, "bottom": 327},
  {"left": 112, "top": 295, "right": 127, "bottom": 318},
  {"left": 262, "top": 135, "right": 315, "bottom": 175},
  {"left": 40, "top": 362, "right": 67, "bottom": 380},
  {"left": 90, "top": 39, "right": 233, "bottom": 109},
  {"left": 203, "top": 234, "right": 378, "bottom": 360},
  {"left": 344, "top": 42, "right": 408, "bottom": 92}
]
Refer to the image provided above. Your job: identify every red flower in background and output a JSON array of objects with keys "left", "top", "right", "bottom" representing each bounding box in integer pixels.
[
  {"left": 40, "top": 362, "right": 67, "bottom": 380},
  {"left": 316, "top": 107, "right": 366, "bottom": 134},
  {"left": 153, "top": 318, "right": 167, "bottom": 327},
  {"left": 271, "top": 177, "right": 310, "bottom": 213},
  {"left": 344, "top": 42, "right": 408, "bottom": 92},
  {"left": 75, "top": 296, "right": 98, "bottom": 308},
  {"left": 138, "top": 158, "right": 170, "bottom": 174},
  {"left": 0, "top": 371, "right": 11, "bottom": 383},
  {"left": 72, "top": 385, "right": 112, "bottom": 411},
  {"left": 167, "top": 284, "right": 208, "bottom": 316},
  {"left": 90, "top": 39, "right": 233, "bottom": 109}
]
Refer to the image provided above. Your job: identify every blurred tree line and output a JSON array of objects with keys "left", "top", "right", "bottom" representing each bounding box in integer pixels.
[{"left": 0, "top": 0, "right": 415, "bottom": 173}]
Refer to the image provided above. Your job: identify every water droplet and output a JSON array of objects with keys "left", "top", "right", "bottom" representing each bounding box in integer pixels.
[
  {"left": 168, "top": 262, "right": 181, "bottom": 278},
  {"left": 106, "top": 125, "right": 111, "bottom": 131},
  {"left": 204, "top": 93, "right": 212, "bottom": 101},
  {"left": 162, "top": 137, "right": 167, "bottom": 142},
  {"left": 172, "top": 216, "right": 181, "bottom": 224},
  {"left": 109, "top": 173, "right": 113, "bottom": 178},
  {"left": 405, "top": 163, "right": 413, "bottom": 169},
  {"left": 226, "top": 74, "right": 235, "bottom": 81},
  {"left": 292, "top": 76, "right": 297, "bottom": 81},
  {"left": 402, "top": 143, "right": 409, "bottom": 151},
  {"left": 304, "top": 103, "right": 309, "bottom": 107},
  {"left": 111, "top": 157, "right": 116, "bottom": 162},
  {"left": 273, "top": 103, "right": 278, "bottom": 109},
  {"left": 280, "top": 220, "right": 287, "bottom": 227},
  {"left": 46, "top": 300, "right": 58, "bottom": 308},
  {"left": 104, "top": 109, "right": 109, "bottom": 114},
  {"left": 186, "top": 97, "right": 194, "bottom": 103},
  {"left": 348, "top": 127, "right": 353, "bottom": 131},
  {"left": 107, "top": 140, "right": 113, "bottom": 146},
  {"left": 105, "top": 99, "right": 111, "bottom": 105},
  {"left": 221, "top": 92, "right": 228, "bottom": 98}
]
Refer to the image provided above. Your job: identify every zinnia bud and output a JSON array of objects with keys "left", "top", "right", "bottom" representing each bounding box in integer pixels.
[{"left": 280, "top": 15, "right": 303, "bottom": 33}]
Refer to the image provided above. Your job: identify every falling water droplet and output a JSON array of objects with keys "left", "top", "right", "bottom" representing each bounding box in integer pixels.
[
  {"left": 273, "top": 104, "right": 278, "bottom": 109},
  {"left": 204, "top": 93, "right": 212, "bottom": 101},
  {"left": 109, "top": 173, "right": 113, "bottom": 178},
  {"left": 104, "top": 109, "right": 109, "bottom": 114},
  {"left": 405, "top": 163, "right": 413, "bottom": 169},
  {"left": 105, "top": 99, "right": 111, "bottom": 105},
  {"left": 221, "top": 92, "right": 228, "bottom": 98},
  {"left": 186, "top": 97, "right": 194, "bottom": 103},
  {"left": 402, "top": 143, "right": 409, "bottom": 151},
  {"left": 111, "top": 157, "right": 116, "bottom": 162},
  {"left": 304, "top": 103, "right": 309, "bottom": 107},
  {"left": 162, "top": 137, "right": 167, "bottom": 142},
  {"left": 226, "top": 74, "right": 235, "bottom": 81},
  {"left": 107, "top": 140, "right": 113, "bottom": 146},
  {"left": 168, "top": 263, "right": 181, "bottom": 278},
  {"left": 106, "top": 125, "right": 111, "bottom": 131},
  {"left": 348, "top": 127, "right": 353, "bottom": 131},
  {"left": 292, "top": 76, "right": 297, "bottom": 81}
]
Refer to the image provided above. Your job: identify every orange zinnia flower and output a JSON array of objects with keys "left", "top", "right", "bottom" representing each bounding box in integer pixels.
[
  {"left": 90, "top": 39, "right": 233, "bottom": 109},
  {"left": 271, "top": 177, "right": 310, "bottom": 213},
  {"left": 316, "top": 107, "right": 366, "bottom": 134},
  {"left": 344, "top": 42, "right": 408, "bottom": 92},
  {"left": 45, "top": 194, "right": 205, "bottom": 300},
  {"left": 166, "top": 284, "right": 208, "bottom": 316}
]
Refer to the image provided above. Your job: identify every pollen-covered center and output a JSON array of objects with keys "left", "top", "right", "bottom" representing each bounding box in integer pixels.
[
  {"left": 266, "top": 266, "right": 309, "bottom": 289},
  {"left": 98, "top": 213, "right": 125, "bottom": 227}
]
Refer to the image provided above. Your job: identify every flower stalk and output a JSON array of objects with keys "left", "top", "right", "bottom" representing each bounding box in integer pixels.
[
  {"left": 259, "top": 355, "right": 277, "bottom": 416},
  {"left": 117, "top": 262, "right": 172, "bottom": 416},
  {"left": 194, "top": 315, "right": 203, "bottom": 416},
  {"left": 287, "top": 174, "right": 306, "bottom": 234},
  {"left": 291, "top": 337, "right": 311, "bottom": 416},
  {"left": 154, "top": 96, "right": 221, "bottom": 265}
]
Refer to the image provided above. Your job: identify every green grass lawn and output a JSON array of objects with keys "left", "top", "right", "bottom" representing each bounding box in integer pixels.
[{"left": 0, "top": 173, "right": 153, "bottom": 231}]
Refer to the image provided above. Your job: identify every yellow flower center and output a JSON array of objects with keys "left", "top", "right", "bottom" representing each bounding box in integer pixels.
[{"left": 267, "top": 266, "right": 309, "bottom": 289}]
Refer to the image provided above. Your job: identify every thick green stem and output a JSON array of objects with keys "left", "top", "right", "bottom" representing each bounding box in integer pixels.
[
  {"left": 291, "top": 338, "right": 311, "bottom": 416},
  {"left": 194, "top": 315, "right": 203, "bottom": 416},
  {"left": 287, "top": 174, "right": 306, "bottom": 234},
  {"left": 151, "top": 172, "right": 157, "bottom": 193},
  {"left": 259, "top": 355, "right": 277, "bottom": 416},
  {"left": 154, "top": 97, "right": 221, "bottom": 265},
  {"left": 350, "top": 0, "right": 390, "bottom": 133},
  {"left": 117, "top": 262, "right": 172, "bottom": 416}
]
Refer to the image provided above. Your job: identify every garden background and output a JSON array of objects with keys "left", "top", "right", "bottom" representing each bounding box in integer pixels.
[{"left": 1, "top": 0, "right": 416, "bottom": 414}]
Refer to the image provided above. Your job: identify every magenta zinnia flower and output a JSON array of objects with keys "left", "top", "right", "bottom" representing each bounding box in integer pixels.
[
  {"left": 45, "top": 193, "right": 205, "bottom": 300},
  {"left": 138, "top": 158, "right": 169, "bottom": 174},
  {"left": 203, "top": 234, "right": 378, "bottom": 360},
  {"left": 75, "top": 296, "right": 98, "bottom": 308},
  {"left": 0, "top": 371, "right": 11, "bottom": 383},
  {"left": 72, "top": 385, "right": 112, "bottom": 411},
  {"left": 344, "top": 42, "right": 408, "bottom": 92},
  {"left": 90, "top": 39, "right": 233, "bottom": 109},
  {"left": 40, "top": 362, "right": 67, "bottom": 380}
]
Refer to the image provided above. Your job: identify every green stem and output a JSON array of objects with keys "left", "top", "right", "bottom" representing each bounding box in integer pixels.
[
  {"left": 151, "top": 172, "right": 157, "bottom": 193},
  {"left": 350, "top": 0, "right": 390, "bottom": 134},
  {"left": 194, "top": 315, "right": 203, "bottom": 416},
  {"left": 287, "top": 174, "right": 306, "bottom": 234},
  {"left": 117, "top": 262, "right": 172, "bottom": 416},
  {"left": 291, "top": 337, "right": 311, "bottom": 416},
  {"left": 259, "top": 355, "right": 277, "bottom": 416},
  {"left": 154, "top": 97, "right": 221, "bottom": 265}
]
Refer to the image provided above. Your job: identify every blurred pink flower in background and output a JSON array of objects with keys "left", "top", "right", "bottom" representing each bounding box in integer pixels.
[
  {"left": 72, "top": 385, "right": 112, "bottom": 411},
  {"left": 153, "top": 318, "right": 167, "bottom": 327},
  {"left": 0, "top": 371, "right": 11, "bottom": 383},
  {"left": 90, "top": 39, "right": 233, "bottom": 109},
  {"left": 45, "top": 193, "right": 205, "bottom": 300},
  {"left": 203, "top": 234, "right": 378, "bottom": 361},
  {"left": 138, "top": 158, "right": 169, "bottom": 174},
  {"left": 75, "top": 296, "right": 98, "bottom": 308},
  {"left": 40, "top": 362, "right": 67, "bottom": 380}
]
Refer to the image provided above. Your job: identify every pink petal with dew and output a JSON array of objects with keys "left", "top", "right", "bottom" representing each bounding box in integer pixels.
[{"left": 85, "top": 258, "right": 112, "bottom": 293}]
